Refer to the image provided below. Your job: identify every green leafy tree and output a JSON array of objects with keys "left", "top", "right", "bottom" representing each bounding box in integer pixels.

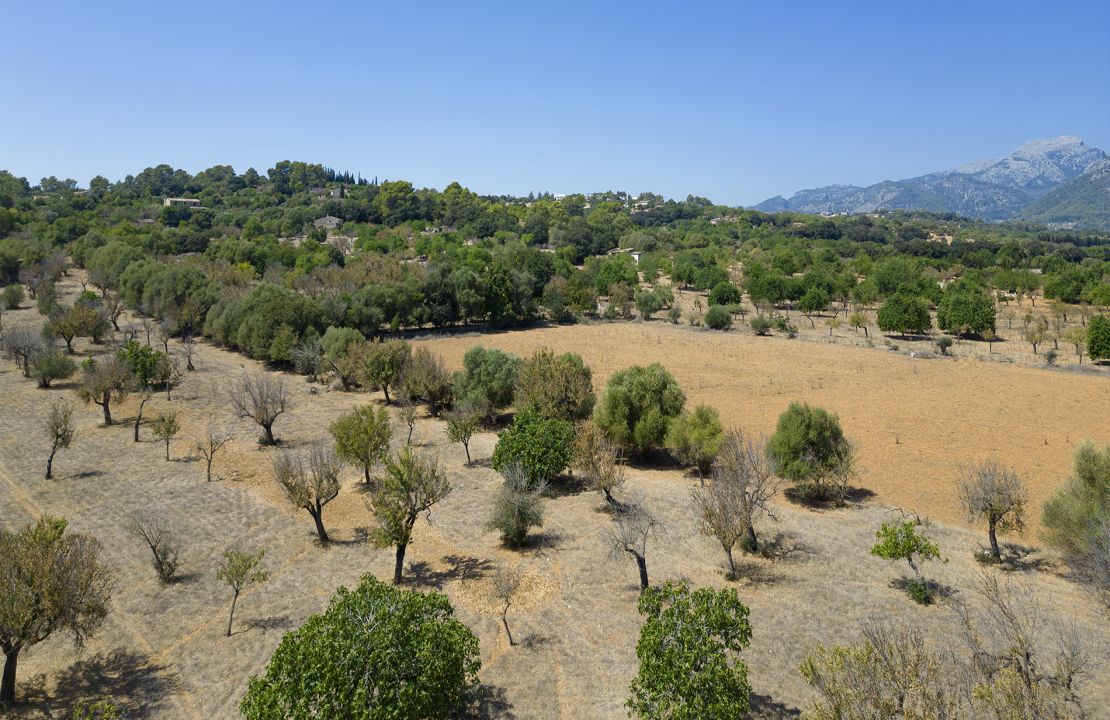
[
  {"left": 937, "top": 284, "right": 996, "bottom": 338},
  {"left": 491, "top": 408, "right": 574, "bottom": 485},
  {"left": 329, "top": 405, "right": 392, "bottom": 485},
  {"left": 1042, "top": 441, "right": 1110, "bottom": 560},
  {"left": 1, "top": 516, "right": 114, "bottom": 708},
  {"left": 1087, "top": 314, "right": 1110, "bottom": 362},
  {"left": 77, "top": 355, "right": 131, "bottom": 426},
  {"left": 877, "top": 292, "right": 932, "bottom": 337},
  {"left": 798, "top": 287, "right": 830, "bottom": 328},
  {"left": 766, "top": 402, "right": 853, "bottom": 502},
  {"left": 635, "top": 289, "right": 664, "bottom": 320},
  {"left": 151, "top": 410, "right": 180, "bottom": 461},
  {"left": 708, "top": 280, "right": 741, "bottom": 307},
  {"left": 593, "top": 363, "right": 686, "bottom": 454},
  {"left": 240, "top": 575, "right": 480, "bottom": 720},
  {"left": 216, "top": 548, "right": 268, "bottom": 637},
  {"left": 871, "top": 518, "right": 943, "bottom": 604},
  {"left": 371, "top": 447, "right": 451, "bottom": 584},
  {"left": 43, "top": 401, "right": 76, "bottom": 479},
  {"left": 361, "top": 338, "right": 411, "bottom": 404},
  {"left": 665, "top": 404, "right": 724, "bottom": 477},
  {"left": 452, "top": 345, "right": 520, "bottom": 421},
  {"left": 30, "top": 349, "right": 76, "bottom": 388},
  {"left": 704, "top": 305, "right": 733, "bottom": 330},
  {"left": 515, "top": 347, "right": 595, "bottom": 421},
  {"left": 627, "top": 580, "right": 752, "bottom": 720},
  {"left": 445, "top": 402, "right": 482, "bottom": 466}
]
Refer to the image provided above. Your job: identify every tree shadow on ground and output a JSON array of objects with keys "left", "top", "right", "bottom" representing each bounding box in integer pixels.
[
  {"left": 747, "top": 691, "right": 803, "bottom": 719},
  {"left": 67, "top": 469, "right": 104, "bottom": 481},
  {"left": 461, "top": 683, "right": 517, "bottom": 719},
  {"left": 17, "top": 648, "right": 180, "bottom": 718},
  {"left": 543, "top": 473, "right": 591, "bottom": 499},
  {"left": 997, "top": 542, "right": 1058, "bottom": 575},
  {"left": 783, "top": 486, "right": 875, "bottom": 510},
  {"left": 407, "top": 554, "right": 493, "bottom": 589},
  {"left": 730, "top": 559, "right": 788, "bottom": 587},
  {"left": 753, "top": 530, "right": 822, "bottom": 563},
  {"left": 890, "top": 576, "right": 958, "bottom": 603},
  {"left": 242, "top": 615, "right": 296, "bottom": 634}
]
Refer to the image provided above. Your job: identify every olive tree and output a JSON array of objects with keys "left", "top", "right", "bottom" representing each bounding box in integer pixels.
[
  {"left": 44, "top": 400, "right": 76, "bottom": 480},
  {"left": 957, "top": 460, "right": 1027, "bottom": 563},
  {"left": 77, "top": 355, "right": 131, "bottom": 426},
  {"left": 371, "top": 447, "right": 451, "bottom": 584},
  {"left": 216, "top": 547, "right": 268, "bottom": 637},
  {"left": 593, "top": 363, "right": 686, "bottom": 455},
  {"left": 572, "top": 421, "right": 627, "bottom": 509},
  {"left": 230, "top": 372, "right": 291, "bottom": 445},
  {"left": 516, "top": 347, "right": 595, "bottom": 421},
  {"left": 195, "top": 430, "right": 231, "bottom": 482},
  {"left": 627, "top": 580, "right": 752, "bottom": 720},
  {"left": 1, "top": 516, "right": 114, "bottom": 708},
  {"left": 609, "top": 503, "right": 662, "bottom": 591},
  {"left": 329, "top": 405, "right": 391, "bottom": 485},
  {"left": 1042, "top": 441, "right": 1110, "bottom": 604},
  {"left": 273, "top": 446, "right": 341, "bottom": 544},
  {"left": 399, "top": 347, "right": 454, "bottom": 415},
  {"left": 240, "top": 575, "right": 479, "bottom": 719},
  {"left": 361, "top": 337, "right": 411, "bottom": 404},
  {"left": 665, "top": 404, "right": 724, "bottom": 478},
  {"left": 31, "top": 349, "right": 76, "bottom": 388},
  {"left": 452, "top": 345, "right": 520, "bottom": 422},
  {"left": 692, "top": 431, "right": 778, "bottom": 575}
]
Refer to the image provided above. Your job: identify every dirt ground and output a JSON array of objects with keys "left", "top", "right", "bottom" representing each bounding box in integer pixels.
[{"left": 2, "top": 276, "right": 1108, "bottom": 719}]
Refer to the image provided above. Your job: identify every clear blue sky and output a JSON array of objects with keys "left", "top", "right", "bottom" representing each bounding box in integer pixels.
[{"left": 1, "top": 1, "right": 1107, "bottom": 205}]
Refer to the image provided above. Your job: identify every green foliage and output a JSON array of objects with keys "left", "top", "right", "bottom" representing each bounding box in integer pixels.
[
  {"left": 593, "top": 363, "right": 686, "bottom": 454},
  {"left": 371, "top": 447, "right": 451, "bottom": 554},
  {"left": 515, "top": 347, "right": 595, "bottom": 421},
  {"left": 70, "top": 699, "right": 121, "bottom": 719},
  {"left": 593, "top": 252, "right": 640, "bottom": 294},
  {"left": 704, "top": 304, "right": 733, "bottom": 330},
  {"left": 491, "top": 409, "right": 574, "bottom": 485},
  {"left": 877, "top": 292, "right": 932, "bottom": 336},
  {"left": 400, "top": 348, "right": 454, "bottom": 415},
  {"left": 635, "top": 288, "right": 664, "bottom": 319},
  {"left": 241, "top": 574, "right": 481, "bottom": 720},
  {"left": 487, "top": 465, "right": 546, "bottom": 547},
  {"left": 798, "top": 287, "right": 830, "bottom": 319},
  {"left": 766, "top": 402, "right": 852, "bottom": 501},
  {"left": 321, "top": 325, "right": 366, "bottom": 364},
  {"left": 452, "top": 345, "right": 521, "bottom": 420},
  {"left": 937, "top": 282, "right": 995, "bottom": 337},
  {"left": 708, "top": 281, "right": 741, "bottom": 307},
  {"left": 665, "top": 404, "right": 724, "bottom": 476},
  {"left": 1042, "top": 442, "right": 1110, "bottom": 556},
  {"left": 749, "top": 314, "right": 773, "bottom": 335},
  {"left": 329, "top": 405, "right": 392, "bottom": 484},
  {"left": 31, "top": 349, "right": 77, "bottom": 388},
  {"left": 2, "top": 284, "right": 23, "bottom": 309},
  {"left": 935, "top": 336, "right": 953, "bottom": 355},
  {"left": 362, "top": 338, "right": 411, "bottom": 403},
  {"left": 1087, "top": 314, "right": 1110, "bottom": 361},
  {"left": 871, "top": 518, "right": 943, "bottom": 602},
  {"left": 627, "top": 580, "right": 752, "bottom": 720}
]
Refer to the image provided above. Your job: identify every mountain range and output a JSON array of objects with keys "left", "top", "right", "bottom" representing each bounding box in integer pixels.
[{"left": 754, "top": 136, "right": 1110, "bottom": 229}]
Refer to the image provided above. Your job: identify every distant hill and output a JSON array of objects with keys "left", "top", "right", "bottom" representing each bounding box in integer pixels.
[
  {"left": 755, "top": 136, "right": 1109, "bottom": 226},
  {"left": 1019, "top": 158, "right": 1110, "bottom": 229}
]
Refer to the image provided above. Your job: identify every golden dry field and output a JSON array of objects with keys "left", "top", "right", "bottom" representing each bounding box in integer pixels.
[{"left": 2, "top": 275, "right": 1108, "bottom": 718}]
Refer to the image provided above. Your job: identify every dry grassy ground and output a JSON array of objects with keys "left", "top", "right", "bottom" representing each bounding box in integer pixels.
[{"left": 2, "top": 276, "right": 1108, "bottom": 719}]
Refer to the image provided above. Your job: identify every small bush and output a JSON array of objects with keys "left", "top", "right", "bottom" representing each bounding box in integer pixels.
[
  {"left": 2, "top": 284, "right": 24, "bottom": 309},
  {"left": 905, "top": 577, "right": 933, "bottom": 605},
  {"left": 935, "top": 336, "right": 953, "bottom": 355},
  {"left": 1045, "top": 348, "right": 1058, "bottom": 367},
  {"left": 487, "top": 465, "right": 545, "bottom": 547},
  {"left": 704, "top": 305, "right": 732, "bottom": 330},
  {"left": 750, "top": 315, "right": 773, "bottom": 336}
]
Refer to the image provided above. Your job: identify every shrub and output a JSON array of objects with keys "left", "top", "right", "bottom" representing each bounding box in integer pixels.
[
  {"left": 749, "top": 315, "right": 773, "bottom": 336},
  {"left": 452, "top": 345, "right": 520, "bottom": 421},
  {"left": 31, "top": 349, "right": 77, "bottom": 388},
  {"left": 515, "top": 347, "right": 595, "bottom": 421},
  {"left": 708, "top": 281, "right": 741, "bottom": 307},
  {"left": 400, "top": 347, "right": 454, "bottom": 415},
  {"left": 593, "top": 363, "right": 686, "bottom": 454},
  {"left": 766, "top": 402, "right": 853, "bottom": 502},
  {"left": 665, "top": 404, "right": 724, "bottom": 477},
  {"left": 635, "top": 289, "right": 664, "bottom": 320},
  {"left": 935, "top": 336, "right": 953, "bottom": 355},
  {"left": 486, "top": 465, "right": 545, "bottom": 547},
  {"left": 703, "top": 305, "right": 732, "bottom": 330},
  {"left": 241, "top": 575, "right": 479, "bottom": 719},
  {"left": 627, "top": 581, "right": 752, "bottom": 719},
  {"left": 491, "top": 409, "right": 574, "bottom": 486},
  {"left": 2, "top": 284, "right": 23, "bottom": 309},
  {"left": 1042, "top": 442, "right": 1110, "bottom": 577}
]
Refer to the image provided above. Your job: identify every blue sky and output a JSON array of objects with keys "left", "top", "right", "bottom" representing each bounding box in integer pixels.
[{"left": 1, "top": 1, "right": 1107, "bottom": 205}]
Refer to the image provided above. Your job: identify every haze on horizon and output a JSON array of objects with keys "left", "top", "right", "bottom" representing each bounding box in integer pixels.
[{"left": 1, "top": 1, "right": 1107, "bottom": 206}]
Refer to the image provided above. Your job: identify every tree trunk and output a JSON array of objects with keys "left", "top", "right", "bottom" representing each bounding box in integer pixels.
[
  {"left": 64, "top": 337, "right": 74, "bottom": 353},
  {"left": 226, "top": 592, "right": 238, "bottom": 637},
  {"left": 46, "top": 444, "right": 57, "bottom": 479},
  {"left": 724, "top": 547, "right": 736, "bottom": 578},
  {"left": 502, "top": 613, "right": 514, "bottom": 647},
  {"left": 310, "top": 507, "right": 329, "bottom": 544},
  {"left": 746, "top": 524, "right": 759, "bottom": 554},
  {"left": 382, "top": 385, "right": 391, "bottom": 404},
  {"left": 2, "top": 646, "right": 19, "bottom": 708},
  {"left": 988, "top": 520, "right": 1001, "bottom": 563},
  {"left": 164, "top": 439, "right": 170, "bottom": 461},
  {"left": 206, "top": 457, "right": 214, "bottom": 482},
  {"left": 134, "top": 396, "right": 148, "bottom": 441},
  {"left": 863, "top": 326, "right": 868, "bottom": 338},
  {"left": 101, "top": 399, "right": 112, "bottom": 426},
  {"left": 363, "top": 464, "right": 371, "bottom": 486},
  {"left": 262, "top": 422, "right": 275, "bottom": 445},
  {"left": 393, "top": 543, "right": 407, "bottom": 584},
  {"left": 635, "top": 554, "right": 649, "bottom": 590},
  {"left": 406, "top": 425, "right": 414, "bottom": 445},
  {"left": 464, "top": 442, "right": 472, "bottom": 466}
]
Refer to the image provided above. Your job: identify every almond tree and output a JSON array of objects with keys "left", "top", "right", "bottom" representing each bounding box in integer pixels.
[
  {"left": 195, "top": 430, "right": 231, "bottom": 482},
  {"left": 273, "top": 446, "right": 341, "bottom": 543},
  {"left": 152, "top": 410, "right": 180, "bottom": 461},
  {"left": 216, "top": 548, "right": 268, "bottom": 637},
  {"left": 370, "top": 447, "right": 451, "bottom": 584},
  {"left": 329, "top": 405, "right": 391, "bottom": 486},
  {"left": 609, "top": 503, "right": 662, "bottom": 591},
  {"left": 44, "top": 401, "right": 76, "bottom": 480},
  {"left": 77, "top": 355, "right": 131, "bottom": 426},
  {"left": 957, "top": 460, "right": 1027, "bottom": 563},
  {"left": 230, "top": 372, "right": 290, "bottom": 445}
]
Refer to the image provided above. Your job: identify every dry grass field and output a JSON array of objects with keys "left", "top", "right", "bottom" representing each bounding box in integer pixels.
[{"left": 2, "top": 276, "right": 1108, "bottom": 719}]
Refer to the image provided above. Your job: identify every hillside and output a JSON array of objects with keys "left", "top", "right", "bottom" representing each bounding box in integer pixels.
[{"left": 1020, "top": 157, "right": 1110, "bottom": 229}]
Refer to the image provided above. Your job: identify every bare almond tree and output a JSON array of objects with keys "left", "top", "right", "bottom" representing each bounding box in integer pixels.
[
  {"left": 608, "top": 503, "right": 661, "bottom": 591},
  {"left": 1, "top": 327, "right": 48, "bottom": 378},
  {"left": 273, "top": 445, "right": 341, "bottom": 544},
  {"left": 126, "top": 513, "right": 181, "bottom": 584},
  {"left": 230, "top": 372, "right": 291, "bottom": 445},
  {"left": 195, "top": 431, "right": 231, "bottom": 482},
  {"left": 44, "top": 401, "right": 76, "bottom": 480},
  {"left": 573, "top": 422, "right": 626, "bottom": 509},
  {"left": 693, "top": 430, "right": 779, "bottom": 571},
  {"left": 179, "top": 333, "right": 196, "bottom": 371},
  {"left": 957, "top": 460, "right": 1027, "bottom": 563},
  {"left": 493, "top": 565, "right": 524, "bottom": 647}
]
